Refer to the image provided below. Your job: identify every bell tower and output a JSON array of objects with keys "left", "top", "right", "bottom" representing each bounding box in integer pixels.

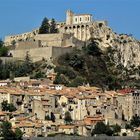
[{"left": 66, "top": 10, "right": 74, "bottom": 25}]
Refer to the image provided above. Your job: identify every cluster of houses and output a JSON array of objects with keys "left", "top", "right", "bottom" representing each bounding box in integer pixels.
[{"left": 0, "top": 76, "right": 140, "bottom": 137}]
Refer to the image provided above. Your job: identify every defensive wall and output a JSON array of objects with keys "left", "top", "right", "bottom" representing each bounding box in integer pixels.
[
  {"left": 16, "top": 40, "right": 41, "bottom": 50},
  {"left": 0, "top": 57, "right": 24, "bottom": 63},
  {"left": 9, "top": 46, "right": 74, "bottom": 62},
  {"left": 7, "top": 33, "right": 84, "bottom": 62}
]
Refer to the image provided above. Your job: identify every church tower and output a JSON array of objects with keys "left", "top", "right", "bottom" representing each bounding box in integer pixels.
[{"left": 66, "top": 10, "right": 74, "bottom": 25}]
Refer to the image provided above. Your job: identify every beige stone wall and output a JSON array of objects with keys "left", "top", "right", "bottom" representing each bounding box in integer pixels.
[
  {"left": 10, "top": 47, "right": 53, "bottom": 62},
  {"left": 35, "top": 34, "right": 63, "bottom": 47},
  {"left": 9, "top": 45, "right": 77, "bottom": 62},
  {"left": 16, "top": 40, "right": 41, "bottom": 50},
  {"left": 33, "top": 100, "right": 45, "bottom": 120},
  {"left": 4, "top": 29, "right": 38, "bottom": 46}
]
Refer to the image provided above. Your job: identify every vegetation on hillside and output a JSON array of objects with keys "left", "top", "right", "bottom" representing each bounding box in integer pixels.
[
  {"left": 0, "top": 52, "right": 51, "bottom": 80},
  {"left": 1, "top": 121, "right": 23, "bottom": 140},
  {"left": 0, "top": 40, "right": 9, "bottom": 57},
  {"left": 1, "top": 100, "right": 16, "bottom": 112},
  {"left": 91, "top": 122, "right": 121, "bottom": 136},
  {"left": 54, "top": 38, "right": 123, "bottom": 90},
  {"left": 39, "top": 17, "right": 58, "bottom": 34}
]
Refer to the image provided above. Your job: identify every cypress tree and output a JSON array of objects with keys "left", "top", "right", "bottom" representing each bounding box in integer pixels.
[
  {"left": 50, "top": 18, "right": 58, "bottom": 33},
  {"left": 39, "top": 17, "right": 50, "bottom": 34}
]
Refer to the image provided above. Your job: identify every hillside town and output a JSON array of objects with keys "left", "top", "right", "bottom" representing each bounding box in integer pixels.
[
  {"left": 0, "top": 8, "right": 140, "bottom": 140},
  {"left": 0, "top": 75, "right": 140, "bottom": 138}
]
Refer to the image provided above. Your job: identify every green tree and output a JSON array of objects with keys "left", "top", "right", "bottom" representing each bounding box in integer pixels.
[
  {"left": 1, "top": 121, "right": 15, "bottom": 140},
  {"left": 130, "top": 114, "right": 140, "bottom": 127},
  {"left": 84, "top": 39, "right": 102, "bottom": 56},
  {"left": 34, "top": 71, "right": 45, "bottom": 79},
  {"left": 92, "top": 122, "right": 107, "bottom": 135},
  {"left": 1, "top": 100, "right": 9, "bottom": 111},
  {"left": 53, "top": 74, "right": 69, "bottom": 85},
  {"left": 45, "top": 115, "right": 51, "bottom": 120},
  {"left": 91, "top": 122, "right": 114, "bottom": 136},
  {"left": 0, "top": 39, "right": 3, "bottom": 47},
  {"left": 64, "top": 111, "right": 72, "bottom": 124},
  {"left": 15, "top": 52, "right": 34, "bottom": 76},
  {"left": 1, "top": 100, "right": 16, "bottom": 112},
  {"left": 8, "top": 103, "right": 17, "bottom": 112},
  {"left": 39, "top": 17, "right": 50, "bottom": 34},
  {"left": 0, "top": 47, "right": 8, "bottom": 57},
  {"left": 112, "top": 124, "right": 121, "bottom": 135},
  {"left": 50, "top": 18, "right": 58, "bottom": 33},
  {"left": 51, "top": 112, "right": 56, "bottom": 122},
  {"left": 15, "top": 128, "right": 23, "bottom": 140},
  {"left": 68, "top": 76, "right": 86, "bottom": 87}
]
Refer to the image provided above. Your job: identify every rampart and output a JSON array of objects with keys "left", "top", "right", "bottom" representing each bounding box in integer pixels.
[{"left": 9, "top": 46, "right": 75, "bottom": 62}]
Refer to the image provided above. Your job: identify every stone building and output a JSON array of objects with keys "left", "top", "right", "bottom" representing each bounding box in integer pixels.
[
  {"left": 117, "top": 89, "right": 140, "bottom": 121},
  {"left": 4, "top": 10, "right": 107, "bottom": 45}
]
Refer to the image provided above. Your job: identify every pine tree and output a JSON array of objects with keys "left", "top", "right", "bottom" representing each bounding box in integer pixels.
[
  {"left": 50, "top": 18, "right": 58, "bottom": 33},
  {"left": 39, "top": 17, "right": 50, "bottom": 34}
]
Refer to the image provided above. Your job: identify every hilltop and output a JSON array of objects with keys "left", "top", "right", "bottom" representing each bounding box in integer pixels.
[{"left": 1, "top": 10, "right": 140, "bottom": 89}]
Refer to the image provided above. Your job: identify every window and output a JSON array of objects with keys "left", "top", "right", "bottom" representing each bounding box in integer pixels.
[
  {"left": 88, "top": 17, "right": 90, "bottom": 21},
  {"left": 80, "top": 17, "right": 82, "bottom": 21},
  {"left": 75, "top": 18, "right": 77, "bottom": 22}
]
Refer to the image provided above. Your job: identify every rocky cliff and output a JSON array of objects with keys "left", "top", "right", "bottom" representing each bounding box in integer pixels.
[
  {"left": 90, "top": 22, "right": 140, "bottom": 67},
  {"left": 89, "top": 22, "right": 140, "bottom": 80}
]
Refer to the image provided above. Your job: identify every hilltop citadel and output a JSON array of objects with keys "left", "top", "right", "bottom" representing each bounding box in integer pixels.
[
  {"left": 0, "top": 10, "right": 140, "bottom": 139},
  {"left": 4, "top": 10, "right": 107, "bottom": 62}
]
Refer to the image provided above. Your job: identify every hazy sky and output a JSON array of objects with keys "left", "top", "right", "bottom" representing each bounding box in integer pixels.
[{"left": 0, "top": 0, "right": 140, "bottom": 40}]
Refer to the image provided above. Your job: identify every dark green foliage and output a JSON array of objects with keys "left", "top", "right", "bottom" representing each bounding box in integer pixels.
[
  {"left": 14, "top": 52, "right": 34, "bottom": 77},
  {"left": 1, "top": 121, "right": 15, "bottom": 140},
  {"left": 0, "top": 47, "right": 8, "bottom": 57},
  {"left": 39, "top": 17, "right": 50, "bottom": 34},
  {"left": 92, "top": 122, "right": 113, "bottom": 136},
  {"left": 112, "top": 124, "right": 121, "bottom": 135},
  {"left": 0, "top": 39, "right": 4, "bottom": 47},
  {"left": 64, "top": 111, "right": 72, "bottom": 124},
  {"left": 51, "top": 112, "right": 56, "bottom": 122},
  {"left": 0, "top": 40, "right": 9, "bottom": 57},
  {"left": 34, "top": 71, "right": 45, "bottom": 79},
  {"left": 84, "top": 38, "right": 102, "bottom": 56},
  {"left": 54, "top": 74, "right": 69, "bottom": 85},
  {"left": 39, "top": 17, "right": 58, "bottom": 34},
  {"left": 54, "top": 66, "right": 76, "bottom": 79},
  {"left": 125, "top": 123, "right": 133, "bottom": 130},
  {"left": 54, "top": 39, "right": 121, "bottom": 90},
  {"left": 0, "top": 54, "right": 50, "bottom": 80},
  {"left": 68, "top": 76, "right": 86, "bottom": 87},
  {"left": 92, "top": 122, "right": 107, "bottom": 135},
  {"left": 45, "top": 115, "right": 51, "bottom": 120},
  {"left": 1, "top": 121, "right": 23, "bottom": 140},
  {"left": 122, "top": 132, "right": 127, "bottom": 136},
  {"left": 130, "top": 115, "right": 140, "bottom": 127},
  {"left": 92, "top": 122, "right": 121, "bottom": 136},
  {"left": 1, "top": 100, "right": 16, "bottom": 112},
  {"left": 15, "top": 128, "right": 23, "bottom": 140},
  {"left": 50, "top": 18, "right": 58, "bottom": 33}
]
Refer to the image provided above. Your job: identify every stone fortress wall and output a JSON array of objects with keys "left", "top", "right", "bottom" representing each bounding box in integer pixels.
[
  {"left": 9, "top": 33, "right": 84, "bottom": 62},
  {"left": 4, "top": 10, "right": 107, "bottom": 45},
  {"left": 4, "top": 10, "right": 106, "bottom": 62}
]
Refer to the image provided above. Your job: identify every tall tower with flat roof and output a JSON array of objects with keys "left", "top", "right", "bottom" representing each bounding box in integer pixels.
[{"left": 66, "top": 10, "right": 74, "bottom": 25}]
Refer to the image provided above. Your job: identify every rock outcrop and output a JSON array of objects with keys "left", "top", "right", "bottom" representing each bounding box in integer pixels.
[{"left": 89, "top": 22, "right": 140, "bottom": 70}]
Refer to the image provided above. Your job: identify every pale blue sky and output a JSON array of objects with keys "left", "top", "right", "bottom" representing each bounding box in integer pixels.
[{"left": 0, "top": 0, "right": 140, "bottom": 39}]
